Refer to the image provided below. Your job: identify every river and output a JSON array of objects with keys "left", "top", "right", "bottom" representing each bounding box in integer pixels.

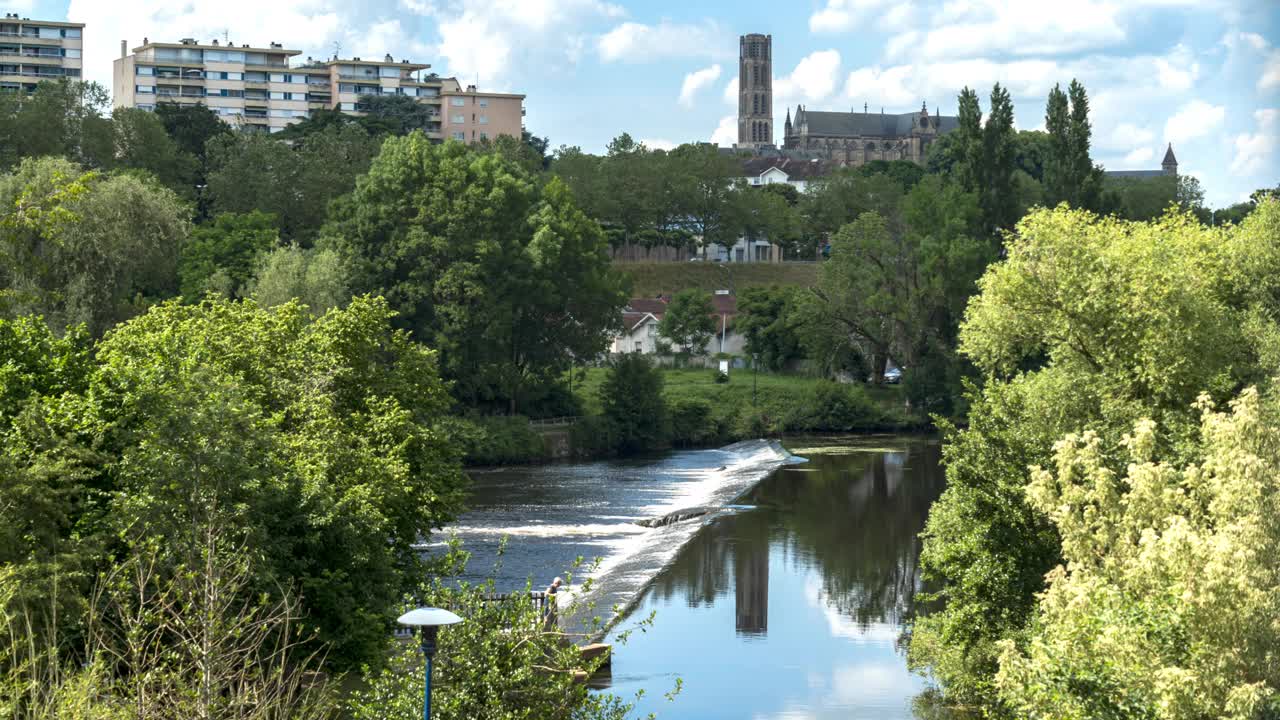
[{"left": 446, "top": 435, "right": 947, "bottom": 719}]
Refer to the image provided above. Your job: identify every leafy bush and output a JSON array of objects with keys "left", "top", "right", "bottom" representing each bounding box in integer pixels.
[
  {"left": 599, "top": 354, "right": 668, "bottom": 455},
  {"left": 713, "top": 370, "right": 729, "bottom": 384},
  {"left": 784, "top": 381, "right": 881, "bottom": 432},
  {"left": 460, "top": 416, "right": 549, "bottom": 465},
  {"left": 668, "top": 398, "right": 716, "bottom": 447}
]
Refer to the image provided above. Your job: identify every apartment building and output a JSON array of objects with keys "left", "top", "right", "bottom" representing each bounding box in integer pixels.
[
  {"left": 113, "top": 37, "right": 525, "bottom": 141},
  {"left": 0, "top": 14, "right": 84, "bottom": 93}
]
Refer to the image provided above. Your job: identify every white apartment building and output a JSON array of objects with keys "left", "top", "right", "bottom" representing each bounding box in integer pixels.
[
  {"left": 0, "top": 14, "right": 83, "bottom": 93},
  {"left": 113, "top": 37, "right": 524, "bottom": 140}
]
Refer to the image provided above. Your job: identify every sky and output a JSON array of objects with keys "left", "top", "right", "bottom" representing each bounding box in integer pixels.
[{"left": 7, "top": 0, "right": 1279, "bottom": 207}]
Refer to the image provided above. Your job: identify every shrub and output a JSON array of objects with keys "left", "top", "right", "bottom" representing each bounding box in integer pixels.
[
  {"left": 669, "top": 398, "right": 716, "bottom": 447},
  {"left": 713, "top": 370, "right": 729, "bottom": 384},
  {"left": 460, "top": 416, "right": 548, "bottom": 465},
  {"left": 599, "top": 354, "right": 668, "bottom": 455},
  {"left": 784, "top": 381, "right": 881, "bottom": 432}
]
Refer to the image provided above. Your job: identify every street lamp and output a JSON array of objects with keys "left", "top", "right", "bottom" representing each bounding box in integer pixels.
[{"left": 397, "top": 607, "right": 463, "bottom": 720}]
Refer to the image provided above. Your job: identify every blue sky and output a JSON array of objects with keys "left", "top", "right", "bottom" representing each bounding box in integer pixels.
[{"left": 9, "top": 0, "right": 1279, "bottom": 207}]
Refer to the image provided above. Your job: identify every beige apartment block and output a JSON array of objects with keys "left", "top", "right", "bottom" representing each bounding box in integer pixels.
[
  {"left": 113, "top": 37, "right": 525, "bottom": 141},
  {"left": 0, "top": 14, "right": 84, "bottom": 93}
]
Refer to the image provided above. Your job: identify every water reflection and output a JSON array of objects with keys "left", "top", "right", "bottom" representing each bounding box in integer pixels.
[{"left": 607, "top": 437, "right": 947, "bottom": 719}]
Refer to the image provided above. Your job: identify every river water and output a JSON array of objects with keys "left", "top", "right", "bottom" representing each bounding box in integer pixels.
[{"left": 446, "top": 435, "right": 946, "bottom": 719}]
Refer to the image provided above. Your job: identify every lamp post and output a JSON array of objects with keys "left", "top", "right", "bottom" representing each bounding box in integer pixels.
[
  {"left": 397, "top": 607, "right": 463, "bottom": 720},
  {"left": 752, "top": 353, "right": 759, "bottom": 407}
]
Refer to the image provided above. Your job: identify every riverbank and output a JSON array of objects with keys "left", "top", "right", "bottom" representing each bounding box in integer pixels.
[{"left": 461, "top": 368, "right": 929, "bottom": 466}]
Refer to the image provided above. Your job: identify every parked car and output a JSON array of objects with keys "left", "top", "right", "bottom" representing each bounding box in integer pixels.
[{"left": 884, "top": 367, "right": 902, "bottom": 384}]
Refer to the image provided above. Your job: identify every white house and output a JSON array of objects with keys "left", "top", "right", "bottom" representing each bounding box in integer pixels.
[
  {"left": 611, "top": 293, "right": 747, "bottom": 356},
  {"left": 703, "top": 156, "right": 832, "bottom": 263}
]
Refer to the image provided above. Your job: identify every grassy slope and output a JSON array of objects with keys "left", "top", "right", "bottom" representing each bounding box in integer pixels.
[
  {"left": 572, "top": 367, "right": 905, "bottom": 417},
  {"left": 618, "top": 263, "right": 819, "bottom": 297}
]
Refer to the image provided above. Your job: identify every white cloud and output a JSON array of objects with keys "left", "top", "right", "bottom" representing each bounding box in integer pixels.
[
  {"left": 884, "top": 0, "right": 1127, "bottom": 61},
  {"left": 1154, "top": 44, "right": 1199, "bottom": 91},
  {"left": 775, "top": 50, "right": 843, "bottom": 105},
  {"left": 421, "top": 0, "right": 625, "bottom": 89},
  {"left": 1106, "top": 122, "right": 1156, "bottom": 150},
  {"left": 1164, "top": 100, "right": 1226, "bottom": 144},
  {"left": 1122, "top": 147, "right": 1155, "bottom": 166},
  {"left": 597, "top": 20, "right": 723, "bottom": 63},
  {"left": 809, "top": 0, "right": 893, "bottom": 33},
  {"left": 710, "top": 115, "right": 737, "bottom": 147},
  {"left": 723, "top": 77, "right": 738, "bottom": 105},
  {"left": 1229, "top": 108, "right": 1278, "bottom": 176},
  {"left": 678, "top": 63, "right": 721, "bottom": 107},
  {"left": 639, "top": 138, "right": 677, "bottom": 151},
  {"left": 1261, "top": 51, "right": 1280, "bottom": 91}
]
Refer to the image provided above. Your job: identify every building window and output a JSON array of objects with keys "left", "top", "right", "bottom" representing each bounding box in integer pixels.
[
  {"left": 451, "top": 114, "right": 464, "bottom": 124},
  {"left": 634, "top": 341, "right": 642, "bottom": 353},
  {"left": 479, "top": 98, "right": 488, "bottom": 107},
  {"left": 450, "top": 97, "right": 464, "bottom": 106},
  {"left": 479, "top": 132, "right": 488, "bottom": 140},
  {"left": 339, "top": 102, "right": 355, "bottom": 111},
  {"left": 135, "top": 85, "right": 154, "bottom": 94},
  {"left": 478, "top": 114, "right": 488, "bottom": 124},
  {"left": 452, "top": 131, "right": 465, "bottom": 140},
  {"left": 136, "top": 66, "right": 154, "bottom": 76}
]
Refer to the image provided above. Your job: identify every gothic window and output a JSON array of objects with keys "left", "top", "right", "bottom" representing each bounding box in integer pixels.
[
  {"left": 752, "top": 95, "right": 758, "bottom": 114},
  {"left": 752, "top": 65, "right": 758, "bottom": 85},
  {"left": 865, "top": 142, "right": 875, "bottom": 150}
]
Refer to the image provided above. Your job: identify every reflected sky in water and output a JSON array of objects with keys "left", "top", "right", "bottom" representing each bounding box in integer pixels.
[{"left": 605, "top": 437, "right": 946, "bottom": 719}]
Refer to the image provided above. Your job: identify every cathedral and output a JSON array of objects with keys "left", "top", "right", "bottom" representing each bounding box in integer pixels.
[
  {"left": 782, "top": 103, "right": 958, "bottom": 166},
  {"left": 735, "top": 33, "right": 959, "bottom": 166}
]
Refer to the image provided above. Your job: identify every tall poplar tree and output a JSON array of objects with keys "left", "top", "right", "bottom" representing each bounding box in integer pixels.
[{"left": 1044, "top": 79, "right": 1103, "bottom": 210}]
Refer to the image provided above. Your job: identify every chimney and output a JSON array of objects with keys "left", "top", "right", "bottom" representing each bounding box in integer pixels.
[
  {"left": 120, "top": 40, "right": 127, "bottom": 58},
  {"left": 211, "top": 39, "right": 218, "bottom": 46},
  {"left": 384, "top": 53, "right": 392, "bottom": 62}
]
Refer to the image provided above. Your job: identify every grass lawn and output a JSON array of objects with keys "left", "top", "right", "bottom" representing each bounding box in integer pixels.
[
  {"left": 618, "top": 262, "right": 819, "bottom": 297},
  {"left": 571, "top": 366, "right": 905, "bottom": 417}
]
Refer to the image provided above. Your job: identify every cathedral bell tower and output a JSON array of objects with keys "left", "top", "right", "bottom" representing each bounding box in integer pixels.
[{"left": 737, "top": 34, "right": 773, "bottom": 149}]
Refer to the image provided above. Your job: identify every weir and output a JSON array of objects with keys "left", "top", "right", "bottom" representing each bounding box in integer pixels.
[{"left": 437, "top": 440, "right": 804, "bottom": 639}]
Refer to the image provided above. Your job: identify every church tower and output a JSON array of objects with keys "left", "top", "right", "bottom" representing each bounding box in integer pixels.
[
  {"left": 737, "top": 34, "right": 772, "bottom": 149},
  {"left": 1161, "top": 143, "right": 1178, "bottom": 176}
]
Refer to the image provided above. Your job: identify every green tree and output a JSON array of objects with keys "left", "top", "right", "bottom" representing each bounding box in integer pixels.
[
  {"left": 0, "top": 296, "right": 468, "bottom": 670},
  {"left": 109, "top": 106, "right": 198, "bottom": 195},
  {"left": 737, "top": 286, "right": 804, "bottom": 370},
  {"left": 179, "top": 210, "right": 279, "bottom": 299},
  {"left": 997, "top": 387, "right": 1280, "bottom": 719},
  {"left": 658, "top": 289, "right": 717, "bottom": 357},
  {"left": 0, "top": 156, "right": 189, "bottom": 334},
  {"left": 248, "top": 244, "right": 349, "bottom": 314},
  {"left": 949, "top": 85, "right": 1018, "bottom": 232},
  {"left": 0, "top": 79, "right": 110, "bottom": 170},
  {"left": 154, "top": 102, "right": 231, "bottom": 167},
  {"left": 909, "top": 200, "right": 1280, "bottom": 709},
  {"left": 599, "top": 353, "right": 667, "bottom": 455},
  {"left": 326, "top": 134, "right": 626, "bottom": 413},
  {"left": 356, "top": 93, "right": 435, "bottom": 135},
  {"left": 1044, "top": 79, "right": 1105, "bottom": 210},
  {"left": 206, "top": 124, "right": 379, "bottom": 243}
]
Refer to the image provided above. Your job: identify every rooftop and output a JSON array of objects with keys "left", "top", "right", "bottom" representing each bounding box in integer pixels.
[{"left": 792, "top": 106, "right": 959, "bottom": 137}]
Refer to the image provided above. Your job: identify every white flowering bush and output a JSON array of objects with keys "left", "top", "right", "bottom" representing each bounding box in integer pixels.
[{"left": 996, "top": 387, "right": 1280, "bottom": 719}]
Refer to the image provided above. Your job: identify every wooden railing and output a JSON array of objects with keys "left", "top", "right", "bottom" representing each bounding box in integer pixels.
[{"left": 528, "top": 416, "right": 580, "bottom": 427}]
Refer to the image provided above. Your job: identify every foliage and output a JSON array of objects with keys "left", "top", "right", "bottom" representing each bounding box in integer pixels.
[
  {"left": 910, "top": 201, "right": 1280, "bottom": 710},
  {"left": 950, "top": 85, "right": 1018, "bottom": 232},
  {"left": 996, "top": 388, "right": 1280, "bottom": 719},
  {"left": 658, "top": 289, "right": 717, "bottom": 357},
  {"left": 0, "top": 156, "right": 189, "bottom": 335},
  {"left": 458, "top": 415, "right": 550, "bottom": 465},
  {"left": 179, "top": 210, "right": 279, "bottom": 299},
  {"left": 782, "top": 381, "right": 881, "bottom": 432},
  {"left": 346, "top": 546, "right": 662, "bottom": 720},
  {"left": 1044, "top": 80, "right": 1105, "bottom": 211},
  {"left": 0, "top": 539, "right": 337, "bottom": 720},
  {"left": 598, "top": 354, "right": 668, "bottom": 455},
  {"left": 0, "top": 80, "right": 110, "bottom": 170},
  {"left": 248, "top": 244, "right": 349, "bottom": 315},
  {"left": 668, "top": 397, "right": 717, "bottom": 447},
  {"left": 736, "top": 285, "right": 805, "bottom": 370},
  {"left": 206, "top": 124, "right": 381, "bottom": 242},
  {"left": 104, "top": 107, "right": 198, "bottom": 195},
  {"left": 357, "top": 93, "right": 437, "bottom": 135},
  {"left": 327, "top": 134, "right": 627, "bottom": 414},
  {"left": 808, "top": 173, "right": 990, "bottom": 391},
  {"left": 0, "top": 296, "right": 468, "bottom": 670},
  {"left": 154, "top": 101, "right": 231, "bottom": 168}
]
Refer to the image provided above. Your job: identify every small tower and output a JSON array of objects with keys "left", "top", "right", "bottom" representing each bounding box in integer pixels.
[
  {"left": 784, "top": 107, "right": 792, "bottom": 138},
  {"left": 1161, "top": 143, "right": 1178, "bottom": 176}
]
